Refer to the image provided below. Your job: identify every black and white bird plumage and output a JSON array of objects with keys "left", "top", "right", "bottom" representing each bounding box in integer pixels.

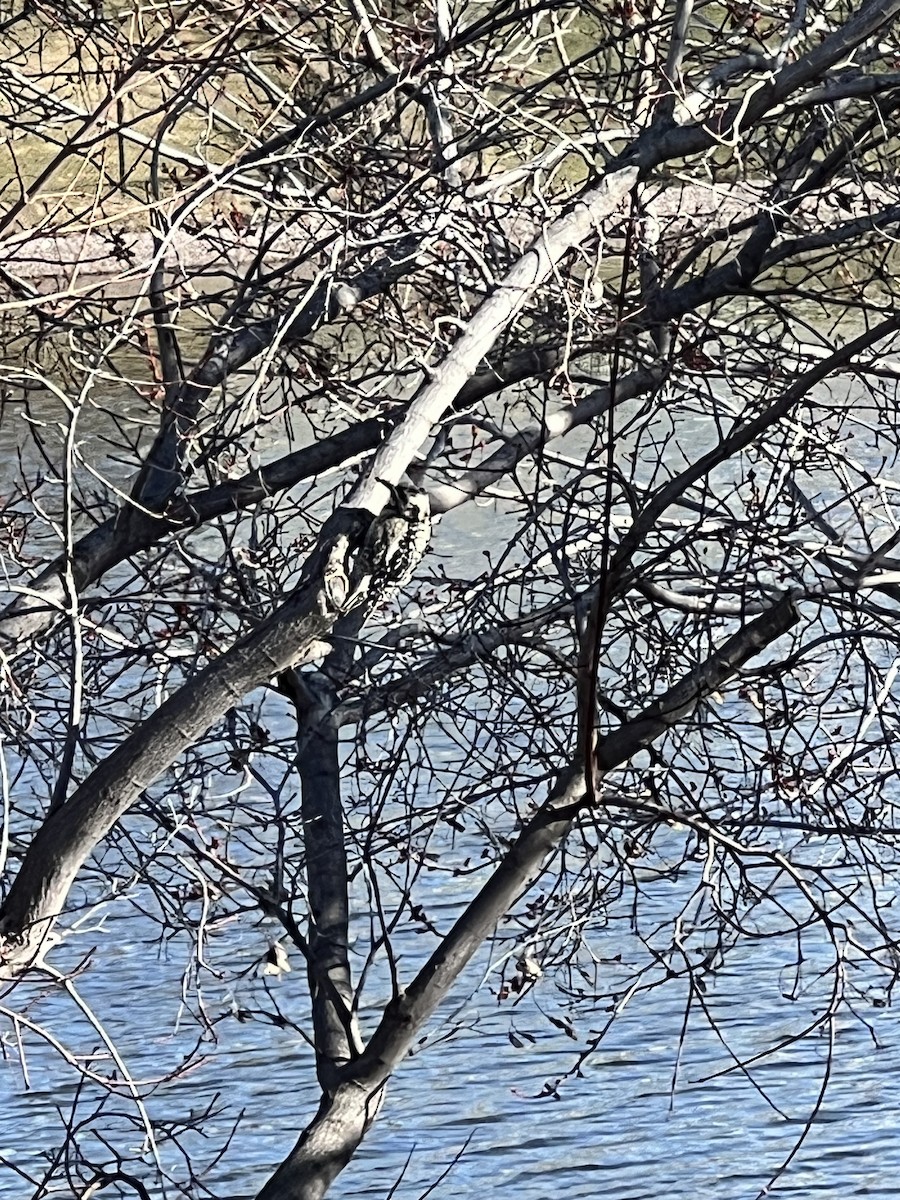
[{"left": 351, "top": 483, "right": 431, "bottom": 610}]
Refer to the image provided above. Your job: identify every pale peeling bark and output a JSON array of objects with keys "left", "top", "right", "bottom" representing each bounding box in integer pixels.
[
  {"left": 348, "top": 164, "right": 640, "bottom": 512},
  {"left": 3, "top": 175, "right": 896, "bottom": 974},
  {"left": 5, "top": 0, "right": 893, "bottom": 657},
  {"left": 0, "top": 165, "right": 638, "bottom": 972},
  {"left": 2, "top": 0, "right": 900, "bottom": 1193}
]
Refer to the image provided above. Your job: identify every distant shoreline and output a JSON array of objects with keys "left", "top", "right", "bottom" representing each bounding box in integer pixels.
[{"left": 4, "top": 178, "right": 893, "bottom": 285}]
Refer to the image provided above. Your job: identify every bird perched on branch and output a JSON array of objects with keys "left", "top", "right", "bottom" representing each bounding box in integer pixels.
[{"left": 350, "top": 482, "right": 431, "bottom": 611}]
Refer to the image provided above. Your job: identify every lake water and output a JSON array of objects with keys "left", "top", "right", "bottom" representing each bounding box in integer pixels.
[
  {"left": 4, "top": 825, "right": 900, "bottom": 1200},
  {"left": 2, "top": 358, "right": 900, "bottom": 1200}
]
